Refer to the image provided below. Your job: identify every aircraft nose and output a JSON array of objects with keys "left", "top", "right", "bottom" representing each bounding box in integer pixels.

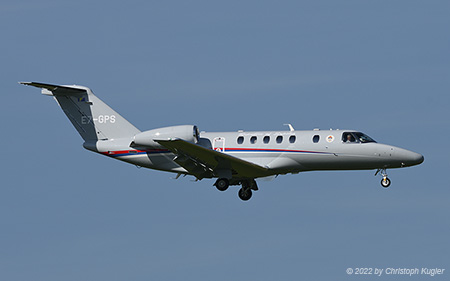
[
  {"left": 396, "top": 148, "right": 424, "bottom": 167},
  {"left": 414, "top": 153, "right": 424, "bottom": 165}
]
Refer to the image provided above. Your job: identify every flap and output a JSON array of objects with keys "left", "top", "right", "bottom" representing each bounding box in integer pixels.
[{"left": 155, "top": 139, "right": 271, "bottom": 179}]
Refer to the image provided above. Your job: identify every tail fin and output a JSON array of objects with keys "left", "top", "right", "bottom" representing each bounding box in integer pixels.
[{"left": 21, "top": 82, "right": 140, "bottom": 141}]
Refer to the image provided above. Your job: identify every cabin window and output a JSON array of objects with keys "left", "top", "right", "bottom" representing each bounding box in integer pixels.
[
  {"left": 276, "top": 135, "right": 283, "bottom": 144},
  {"left": 289, "top": 135, "right": 296, "bottom": 143},
  {"left": 313, "top": 135, "right": 320, "bottom": 143},
  {"left": 237, "top": 136, "right": 244, "bottom": 144},
  {"left": 263, "top": 136, "right": 270, "bottom": 144},
  {"left": 250, "top": 136, "right": 257, "bottom": 144}
]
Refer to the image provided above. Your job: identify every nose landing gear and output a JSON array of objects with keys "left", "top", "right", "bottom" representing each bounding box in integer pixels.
[
  {"left": 381, "top": 177, "right": 391, "bottom": 188},
  {"left": 375, "top": 168, "right": 391, "bottom": 188}
]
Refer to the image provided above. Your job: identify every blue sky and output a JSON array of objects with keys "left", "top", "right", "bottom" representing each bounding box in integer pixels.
[{"left": 1, "top": 1, "right": 449, "bottom": 280}]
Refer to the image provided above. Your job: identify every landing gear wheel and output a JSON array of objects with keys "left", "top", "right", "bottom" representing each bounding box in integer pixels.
[
  {"left": 238, "top": 188, "right": 252, "bottom": 201},
  {"left": 215, "top": 178, "right": 229, "bottom": 191},
  {"left": 376, "top": 168, "right": 391, "bottom": 188},
  {"left": 381, "top": 177, "right": 391, "bottom": 188}
]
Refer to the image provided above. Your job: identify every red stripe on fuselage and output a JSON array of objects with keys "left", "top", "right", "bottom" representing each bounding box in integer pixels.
[
  {"left": 100, "top": 149, "right": 170, "bottom": 156},
  {"left": 101, "top": 147, "right": 329, "bottom": 157},
  {"left": 225, "top": 148, "right": 330, "bottom": 154}
]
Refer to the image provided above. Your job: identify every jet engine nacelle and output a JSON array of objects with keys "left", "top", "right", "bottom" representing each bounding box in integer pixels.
[{"left": 132, "top": 125, "right": 199, "bottom": 148}]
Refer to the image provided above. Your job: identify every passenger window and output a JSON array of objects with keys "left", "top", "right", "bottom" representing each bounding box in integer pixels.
[
  {"left": 276, "top": 135, "right": 283, "bottom": 144},
  {"left": 313, "top": 135, "right": 320, "bottom": 143},
  {"left": 263, "top": 136, "right": 270, "bottom": 144},
  {"left": 237, "top": 136, "right": 244, "bottom": 144},
  {"left": 289, "top": 135, "right": 296, "bottom": 143},
  {"left": 250, "top": 136, "right": 257, "bottom": 144}
]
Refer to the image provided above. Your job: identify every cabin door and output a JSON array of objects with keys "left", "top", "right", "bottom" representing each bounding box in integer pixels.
[{"left": 213, "top": 137, "right": 225, "bottom": 152}]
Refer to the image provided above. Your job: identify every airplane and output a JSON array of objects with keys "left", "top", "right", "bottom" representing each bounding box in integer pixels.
[{"left": 21, "top": 82, "right": 424, "bottom": 201}]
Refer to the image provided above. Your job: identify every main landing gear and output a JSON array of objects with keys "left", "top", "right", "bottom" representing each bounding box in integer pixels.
[
  {"left": 238, "top": 180, "right": 258, "bottom": 201},
  {"left": 214, "top": 178, "right": 229, "bottom": 191},
  {"left": 238, "top": 187, "right": 252, "bottom": 201},
  {"left": 214, "top": 178, "right": 258, "bottom": 201},
  {"left": 375, "top": 168, "right": 391, "bottom": 188}
]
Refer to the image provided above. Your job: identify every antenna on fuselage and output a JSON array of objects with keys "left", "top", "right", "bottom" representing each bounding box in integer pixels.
[{"left": 284, "top": 124, "right": 295, "bottom": 132}]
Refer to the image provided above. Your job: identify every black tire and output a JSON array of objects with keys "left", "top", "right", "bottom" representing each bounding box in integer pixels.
[
  {"left": 381, "top": 177, "right": 391, "bottom": 188},
  {"left": 238, "top": 188, "right": 252, "bottom": 201},
  {"left": 215, "top": 178, "right": 229, "bottom": 191}
]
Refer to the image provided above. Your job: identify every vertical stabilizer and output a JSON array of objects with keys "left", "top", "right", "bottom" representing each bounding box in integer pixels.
[{"left": 20, "top": 82, "right": 140, "bottom": 141}]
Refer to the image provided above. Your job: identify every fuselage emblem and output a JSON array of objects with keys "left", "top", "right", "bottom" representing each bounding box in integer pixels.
[{"left": 327, "top": 135, "right": 335, "bottom": 143}]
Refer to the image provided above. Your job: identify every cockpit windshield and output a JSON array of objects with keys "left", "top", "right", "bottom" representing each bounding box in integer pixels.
[
  {"left": 355, "top": 132, "right": 376, "bottom": 143},
  {"left": 342, "top": 132, "right": 376, "bottom": 143}
]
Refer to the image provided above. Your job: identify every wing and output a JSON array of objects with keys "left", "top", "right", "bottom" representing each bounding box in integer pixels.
[{"left": 155, "top": 139, "right": 271, "bottom": 180}]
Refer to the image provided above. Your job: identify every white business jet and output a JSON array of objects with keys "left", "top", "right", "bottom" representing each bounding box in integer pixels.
[{"left": 21, "top": 82, "right": 424, "bottom": 201}]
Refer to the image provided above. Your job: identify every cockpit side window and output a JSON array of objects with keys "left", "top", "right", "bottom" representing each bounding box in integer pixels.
[{"left": 342, "top": 132, "right": 357, "bottom": 143}]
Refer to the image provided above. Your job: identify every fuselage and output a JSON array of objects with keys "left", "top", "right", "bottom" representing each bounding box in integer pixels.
[
  {"left": 90, "top": 129, "right": 424, "bottom": 178},
  {"left": 22, "top": 82, "right": 425, "bottom": 201}
]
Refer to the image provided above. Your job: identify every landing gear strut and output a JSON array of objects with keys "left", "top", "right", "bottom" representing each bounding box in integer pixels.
[{"left": 375, "top": 168, "right": 391, "bottom": 188}]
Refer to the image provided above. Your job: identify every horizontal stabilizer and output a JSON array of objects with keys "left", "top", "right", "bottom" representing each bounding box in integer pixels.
[{"left": 20, "top": 82, "right": 86, "bottom": 96}]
